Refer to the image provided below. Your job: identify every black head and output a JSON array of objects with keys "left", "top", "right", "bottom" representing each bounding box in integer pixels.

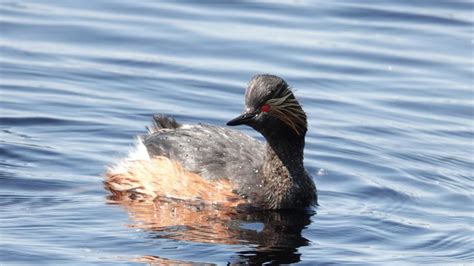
[{"left": 227, "top": 74, "right": 307, "bottom": 138}]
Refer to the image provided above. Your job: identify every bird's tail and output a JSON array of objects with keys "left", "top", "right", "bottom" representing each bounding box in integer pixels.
[{"left": 147, "top": 114, "right": 181, "bottom": 134}]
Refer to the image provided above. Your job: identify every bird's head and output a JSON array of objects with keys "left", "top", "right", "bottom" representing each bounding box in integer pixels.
[{"left": 227, "top": 74, "right": 307, "bottom": 138}]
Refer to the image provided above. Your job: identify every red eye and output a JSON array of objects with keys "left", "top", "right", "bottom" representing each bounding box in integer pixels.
[{"left": 261, "top": 104, "right": 270, "bottom": 113}]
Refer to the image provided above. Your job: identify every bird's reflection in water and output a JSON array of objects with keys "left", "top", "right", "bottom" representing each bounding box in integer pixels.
[{"left": 113, "top": 197, "right": 314, "bottom": 265}]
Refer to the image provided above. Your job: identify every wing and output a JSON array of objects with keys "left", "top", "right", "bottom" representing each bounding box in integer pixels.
[{"left": 143, "top": 124, "right": 265, "bottom": 183}]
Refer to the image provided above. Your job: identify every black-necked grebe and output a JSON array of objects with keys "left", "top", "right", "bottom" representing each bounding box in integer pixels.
[{"left": 105, "top": 74, "right": 317, "bottom": 210}]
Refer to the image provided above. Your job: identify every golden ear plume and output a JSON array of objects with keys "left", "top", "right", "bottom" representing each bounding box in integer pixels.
[{"left": 266, "top": 89, "right": 307, "bottom": 135}]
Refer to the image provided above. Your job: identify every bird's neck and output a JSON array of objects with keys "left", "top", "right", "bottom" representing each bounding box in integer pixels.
[
  {"left": 259, "top": 132, "right": 309, "bottom": 209},
  {"left": 264, "top": 134, "right": 305, "bottom": 174}
]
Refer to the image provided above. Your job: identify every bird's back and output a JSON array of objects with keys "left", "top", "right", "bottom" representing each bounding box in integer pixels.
[{"left": 144, "top": 116, "right": 265, "bottom": 187}]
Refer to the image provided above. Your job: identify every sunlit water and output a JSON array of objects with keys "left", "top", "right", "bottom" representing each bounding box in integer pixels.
[{"left": 1, "top": 1, "right": 473, "bottom": 265}]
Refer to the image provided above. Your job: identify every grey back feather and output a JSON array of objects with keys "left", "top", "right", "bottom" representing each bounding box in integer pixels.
[{"left": 144, "top": 123, "right": 264, "bottom": 187}]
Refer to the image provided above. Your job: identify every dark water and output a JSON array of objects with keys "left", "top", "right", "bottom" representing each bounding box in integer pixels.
[{"left": 1, "top": 1, "right": 473, "bottom": 265}]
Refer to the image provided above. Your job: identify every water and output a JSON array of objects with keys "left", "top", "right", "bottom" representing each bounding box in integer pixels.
[{"left": 1, "top": 0, "right": 473, "bottom": 264}]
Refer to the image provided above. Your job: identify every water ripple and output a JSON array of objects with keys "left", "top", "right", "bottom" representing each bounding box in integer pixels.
[{"left": 1, "top": 0, "right": 472, "bottom": 264}]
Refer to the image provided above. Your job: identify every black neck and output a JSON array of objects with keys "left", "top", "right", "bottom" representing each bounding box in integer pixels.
[
  {"left": 257, "top": 128, "right": 310, "bottom": 209},
  {"left": 264, "top": 128, "right": 306, "bottom": 177}
]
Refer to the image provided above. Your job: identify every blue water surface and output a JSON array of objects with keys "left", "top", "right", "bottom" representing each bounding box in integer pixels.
[{"left": 1, "top": 0, "right": 473, "bottom": 265}]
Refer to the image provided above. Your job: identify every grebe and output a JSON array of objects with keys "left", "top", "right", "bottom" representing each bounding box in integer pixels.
[{"left": 105, "top": 74, "right": 317, "bottom": 210}]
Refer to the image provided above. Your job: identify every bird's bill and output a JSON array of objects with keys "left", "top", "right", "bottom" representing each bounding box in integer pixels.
[{"left": 226, "top": 111, "right": 257, "bottom": 126}]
